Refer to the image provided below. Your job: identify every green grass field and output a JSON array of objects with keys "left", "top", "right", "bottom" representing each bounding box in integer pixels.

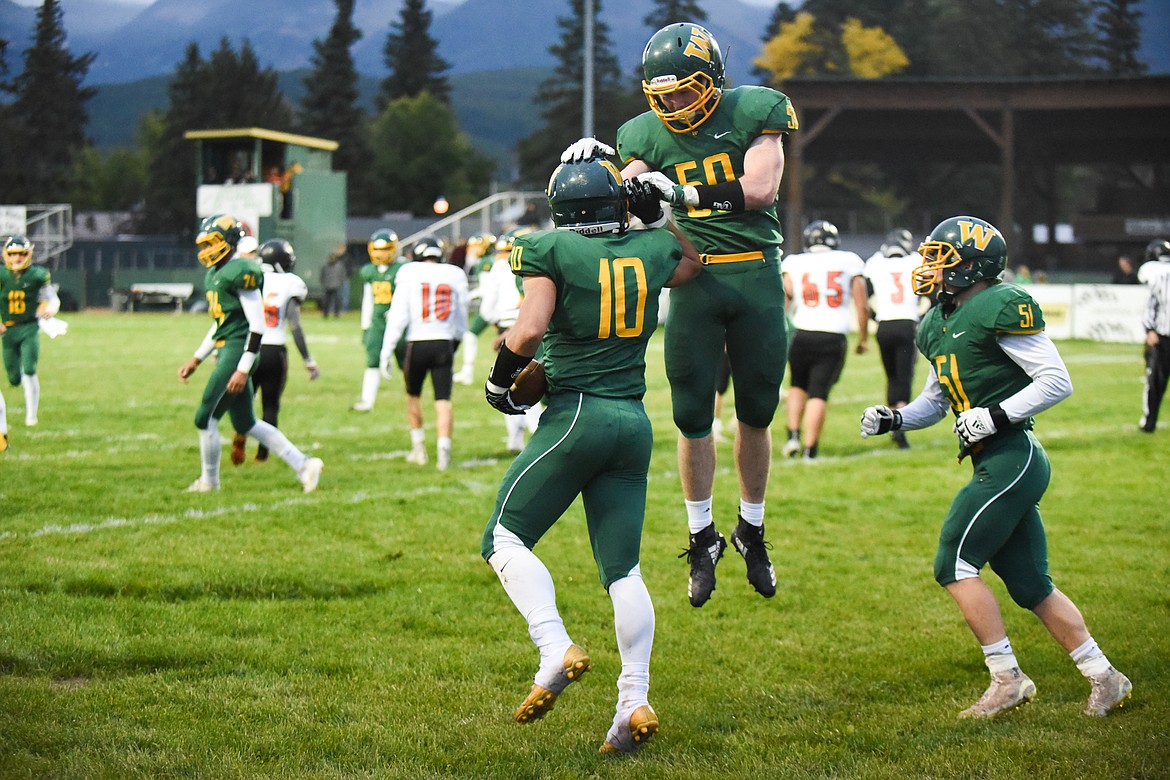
[{"left": 0, "top": 311, "right": 1166, "bottom": 779}]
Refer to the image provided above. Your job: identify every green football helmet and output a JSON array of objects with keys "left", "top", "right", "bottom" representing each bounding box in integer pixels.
[
  {"left": 641, "top": 22, "right": 725, "bottom": 133},
  {"left": 3, "top": 235, "right": 34, "bottom": 271},
  {"left": 546, "top": 157, "right": 628, "bottom": 235},
  {"left": 368, "top": 229, "right": 399, "bottom": 264},
  {"left": 195, "top": 214, "right": 244, "bottom": 268},
  {"left": 495, "top": 226, "right": 534, "bottom": 254},
  {"left": 913, "top": 216, "right": 1007, "bottom": 297}
]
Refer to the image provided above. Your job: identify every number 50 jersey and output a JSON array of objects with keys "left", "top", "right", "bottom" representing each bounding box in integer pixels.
[{"left": 510, "top": 228, "right": 683, "bottom": 400}]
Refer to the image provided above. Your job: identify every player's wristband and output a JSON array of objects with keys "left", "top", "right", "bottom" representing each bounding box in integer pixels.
[
  {"left": 989, "top": 404, "right": 1010, "bottom": 430},
  {"left": 488, "top": 344, "right": 533, "bottom": 389},
  {"left": 695, "top": 180, "right": 745, "bottom": 212}
]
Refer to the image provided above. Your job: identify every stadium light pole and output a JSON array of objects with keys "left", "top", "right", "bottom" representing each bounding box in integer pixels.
[{"left": 583, "top": 0, "right": 594, "bottom": 138}]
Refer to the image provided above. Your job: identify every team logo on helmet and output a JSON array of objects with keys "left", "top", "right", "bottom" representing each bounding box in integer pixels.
[
  {"left": 641, "top": 23, "right": 725, "bottom": 133},
  {"left": 3, "top": 235, "right": 34, "bottom": 271},
  {"left": 195, "top": 214, "right": 245, "bottom": 268},
  {"left": 913, "top": 216, "right": 1007, "bottom": 297}
]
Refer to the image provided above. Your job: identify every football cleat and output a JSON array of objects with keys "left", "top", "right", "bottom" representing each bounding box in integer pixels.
[
  {"left": 730, "top": 517, "right": 776, "bottom": 598},
  {"left": 891, "top": 430, "right": 910, "bottom": 449},
  {"left": 25, "top": 415, "right": 37, "bottom": 427},
  {"left": 253, "top": 451, "right": 268, "bottom": 463},
  {"left": 1084, "top": 666, "right": 1132, "bottom": 717},
  {"left": 959, "top": 667, "right": 1036, "bottom": 719},
  {"left": 600, "top": 704, "right": 659, "bottom": 754},
  {"left": 781, "top": 435, "right": 801, "bottom": 458},
  {"left": 298, "top": 457, "right": 323, "bottom": 493},
  {"left": 230, "top": 433, "right": 247, "bottom": 466},
  {"left": 679, "top": 525, "right": 726, "bottom": 608},
  {"left": 437, "top": 449, "right": 451, "bottom": 471},
  {"left": 185, "top": 478, "right": 219, "bottom": 493},
  {"left": 406, "top": 445, "right": 428, "bottom": 465},
  {"left": 0, "top": 432, "right": 8, "bottom": 453},
  {"left": 515, "top": 644, "right": 591, "bottom": 723},
  {"left": 452, "top": 366, "right": 474, "bottom": 386},
  {"left": 350, "top": 401, "right": 373, "bottom": 412}
]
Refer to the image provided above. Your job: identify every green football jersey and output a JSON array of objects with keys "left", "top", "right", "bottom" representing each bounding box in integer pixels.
[
  {"left": 916, "top": 283, "right": 1046, "bottom": 430},
  {"left": 511, "top": 228, "right": 682, "bottom": 399},
  {"left": 0, "top": 264, "right": 52, "bottom": 327},
  {"left": 616, "top": 85, "right": 798, "bottom": 258},
  {"left": 358, "top": 260, "right": 402, "bottom": 319},
  {"left": 204, "top": 257, "right": 264, "bottom": 342}
]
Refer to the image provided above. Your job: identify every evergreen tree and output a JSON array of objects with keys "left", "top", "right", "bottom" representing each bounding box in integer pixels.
[
  {"left": 643, "top": 0, "right": 706, "bottom": 29},
  {"left": 368, "top": 92, "right": 493, "bottom": 216},
  {"left": 1094, "top": 0, "right": 1146, "bottom": 75},
  {"left": 379, "top": 0, "right": 451, "bottom": 110},
  {"left": 300, "top": 0, "right": 373, "bottom": 214},
  {"left": 4, "top": 0, "right": 95, "bottom": 203},
  {"left": 752, "top": 3, "right": 799, "bottom": 82},
  {"left": 140, "top": 39, "right": 294, "bottom": 236},
  {"left": 517, "top": 0, "right": 625, "bottom": 185}
]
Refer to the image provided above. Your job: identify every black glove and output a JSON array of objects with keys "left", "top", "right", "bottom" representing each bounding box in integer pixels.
[
  {"left": 485, "top": 381, "right": 528, "bottom": 415},
  {"left": 623, "top": 179, "right": 667, "bottom": 228}
]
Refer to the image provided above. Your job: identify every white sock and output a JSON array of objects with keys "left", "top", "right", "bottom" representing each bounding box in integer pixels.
[
  {"left": 21, "top": 373, "right": 39, "bottom": 420},
  {"left": 1070, "top": 637, "right": 1112, "bottom": 677},
  {"left": 739, "top": 500, "right": 765, "bottom": 526},
  {"left": 461, "top": 331, "right": 478, "bottom": 372},
  {"left": 437, "top": 436, "right": 451, "bottom": 457},
  {"left": 247, "top": 420, "right": 306, "bottom": 471},
  {"left": 505, "top": 414, "right": 526, "bottom": 439},
  {"left": 685, "top": 498, "right": 714, "bottom": 534},
  {"left": 198, "top": 425, "right": 222, "bottom": 485},
  {"left": 0, "top": 387, "right": 7, "bottom": 434},
  {"left": 488, "top": 544, "right": 572, "bottom": 689},
  {"left": 610, "top": 571, "right": 654, "bottom": 709},
  {"left": 980, "top": 637, "right": 1019, "bottom": 674},
  {"left": 410, "top": 427, "right": 425, "bottom": 447},
  {"left": 361, "top": 368, "right": 380, "bottom": 406}
]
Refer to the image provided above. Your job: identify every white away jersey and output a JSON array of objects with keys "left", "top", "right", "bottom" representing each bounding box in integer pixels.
[
  {"left": 385, "top": 261, "right": 469, "bottom": 345},
  {"left": 783, "top": 247, "right": 866, "bottom": 334},
  {"left": 864, "top": 251, "right": 923, "bottom": 323},
  {"left": 260, "top": 270, "right": 309, "bottom": 346},
  {"left": 477, "top": 253, "right": 523, "bottom": 328}
]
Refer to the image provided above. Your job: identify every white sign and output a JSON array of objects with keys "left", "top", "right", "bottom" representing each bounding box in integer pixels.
[
  {"left": 195, "top": 183, "right": 275, "bottom": 237},
  {"left": 0, "top": 206, "right": 27, "bottom": 236},
  {"left": 1070, "top": 284, "right": 1147, "bottom": 343}
]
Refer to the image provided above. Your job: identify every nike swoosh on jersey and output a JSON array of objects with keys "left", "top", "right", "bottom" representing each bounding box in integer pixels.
[
  {"left": 713, "top": 131, "right": 731, "bottom": 139},
  {"left": 952, "top": 331, "right": 967, "bottom": 338}
]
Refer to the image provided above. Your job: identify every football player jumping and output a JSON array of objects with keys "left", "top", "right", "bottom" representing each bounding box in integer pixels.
[
  {"left": 480, "top": 157, "right": 701, "bottom": 754},
  {"left": 564, "top": 21, "right": 800, "bottom": 607},
  {"left": 177, "top": 214, "right": 323, "bottom": 493},
  {"left": 860, "top": 216, "right": 1132, "bottom": 719}
]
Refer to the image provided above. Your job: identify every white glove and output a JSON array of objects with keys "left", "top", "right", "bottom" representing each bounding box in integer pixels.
[
  {"left": 379, "top": 352, "right": 394, "bottom": 381},
  {"left": 560, "top": 137, "right": 615, "bottom": 163},
  {"left": 954, "top": 407, "right": 996, "bottom": 448},
  {"left": 636, "top": 171, "right": 698, "bottom": 208},
  {"left": 860, "top": 405, "right": 900, "bottom": 438}
]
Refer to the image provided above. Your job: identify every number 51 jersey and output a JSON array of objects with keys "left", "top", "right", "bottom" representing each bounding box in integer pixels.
[{"left": 916, "top": 282, "right": 1046, "bottom": 428}]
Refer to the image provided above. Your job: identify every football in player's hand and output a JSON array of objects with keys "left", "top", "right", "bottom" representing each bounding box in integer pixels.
[{"left": 509, "top": 360, "right": 547, "bottom": 407}]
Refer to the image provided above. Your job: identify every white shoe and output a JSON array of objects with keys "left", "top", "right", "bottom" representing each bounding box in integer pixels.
[
  {"left": 1085, "top": 666, "right": 1132, "bottom": 716},
  {"left": 507, "top": 433, "right": 525, "bottom": 452},
  {"left": 350, "top": 401, "right": 373, "bottom": 412},
  {"left": 185, "top": 478, "right": 219, "bottom": 493},
  {"left": 298, "top": 457, "right": 323, "bottom": 493},
  {"left": 959, "top": 667, "right": 1036, "bottom": 718},
  {"left": 781, "top": 437, "right": 801, "bottom": 458},
  {"left": 25, "top": 416, "right": 37, "bottom": 427},
  {"left": 437, "top": 450, "right": 451, "bottom": 471},
  {"left": 406, "top": 445, "right": 428, "bottom": 465},
  {"left": 453, "top": 367, "right": 474, "bottom": 386}
]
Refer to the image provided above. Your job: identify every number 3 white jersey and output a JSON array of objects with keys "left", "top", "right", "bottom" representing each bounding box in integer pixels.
[
  {"left": 260, "top": 270, "right": 309, "bottom": 346},
  {"left": 384, "top": 261, "right": 470, "bottom": 345},
  {"left": 783, "top": 247, "right": 866, "bottom": 334},
  {"left": 864, "top": 251, "right": 924, "bottom": 323}
]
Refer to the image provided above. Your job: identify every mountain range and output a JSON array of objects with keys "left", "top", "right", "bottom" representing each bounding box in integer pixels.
[{"left": 1, "top": 0, "right": 775, "bottom": 86}]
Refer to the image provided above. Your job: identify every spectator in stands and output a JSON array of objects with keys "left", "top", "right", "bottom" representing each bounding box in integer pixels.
[{"left": 1111, "top": 254, "right": 1139, "bottom": 284}]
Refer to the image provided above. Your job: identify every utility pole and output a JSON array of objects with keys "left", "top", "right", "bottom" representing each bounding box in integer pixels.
[{"left": 583, "top": 0, "right": 594, "bottom": 138}]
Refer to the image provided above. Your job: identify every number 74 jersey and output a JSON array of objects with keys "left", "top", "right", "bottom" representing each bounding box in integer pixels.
[{"left": 916, "top": 283, "right": 1046, "bottom": 421}]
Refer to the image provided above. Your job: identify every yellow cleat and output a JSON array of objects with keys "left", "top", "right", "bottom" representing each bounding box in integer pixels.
[
  {"left": 600, "top": 704, "right": 659, "bottom": 754},
  {"left": 514, "top": 644, "right": 591, "bottom": 723}
]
